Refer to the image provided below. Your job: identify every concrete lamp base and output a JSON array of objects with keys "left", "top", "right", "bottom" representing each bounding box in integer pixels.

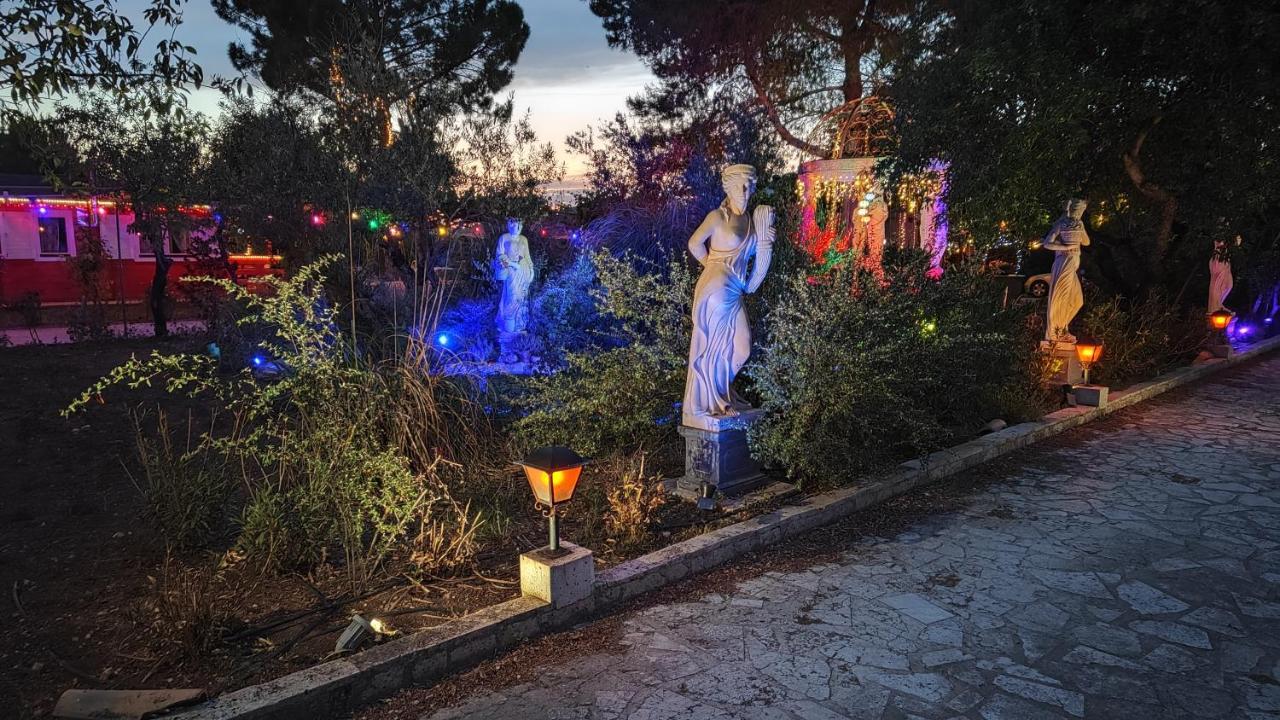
[
  {"left": 1072, "top": 384, "right": 1109, "bottom": 407},
  {"left": 1210, "top": 343, "right": 1235, "bottom": 359},
  {"left": 520, "top": 541, "right": 594, "bottom": 608}
]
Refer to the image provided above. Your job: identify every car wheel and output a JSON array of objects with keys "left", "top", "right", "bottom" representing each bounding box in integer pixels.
[{"left": 1027, "top": 278, "right": 1049, "bottom": 297}]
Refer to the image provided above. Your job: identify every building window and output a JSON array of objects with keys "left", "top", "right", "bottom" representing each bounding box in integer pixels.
[
  {"left": 169, "top": 227, "right": 190, "bottom": 255},
  {"left": 139, "top": 227, "right": 191, "bottom": 256},
  {"left": 39, "top": 217, "right": 69, "bottom": 255}
]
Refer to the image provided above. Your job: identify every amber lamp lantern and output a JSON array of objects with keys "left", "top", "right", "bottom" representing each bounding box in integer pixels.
[
  {"left": 519, "top": 446, "right": 585, "bottom": 552},
  {"left": 1075, "top": 342, "right": 1104, "bottom": 385},
  {"left": 1209, "top": 309, "right": 1232, "bottom": 332}
]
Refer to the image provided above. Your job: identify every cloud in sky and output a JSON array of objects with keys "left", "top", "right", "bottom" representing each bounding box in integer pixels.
[{"left": 119, "top": 0, "right": 653, "bottom": 175}]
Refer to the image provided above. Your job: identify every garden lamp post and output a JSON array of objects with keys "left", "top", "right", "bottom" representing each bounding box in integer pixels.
[
  {"left": 519, "top": 446, "right": 585, "bottom": 553},
  {"left": 1209, "top": 309, "right": 1232, "bottom": 334},
  {"left": 1074, "top": 341, "right": 1103, "bottom": 385},
  {"left": 1208, "top": 309, "right": 1233, "bottom": 358}
]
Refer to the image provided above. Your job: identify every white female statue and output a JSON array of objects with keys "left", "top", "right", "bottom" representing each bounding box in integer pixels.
[
  {"left": 494, "top": 217, "right": 534, "bottom": 335},
  {"left": 1042, "top": 198, "right": 1090, "bottom": 343},
  {"left": 682, "top": 164, "right": 775, "bottom": 430},
  {"left": 1208, "top": 236, "right": 1236, "bottom": 314}
]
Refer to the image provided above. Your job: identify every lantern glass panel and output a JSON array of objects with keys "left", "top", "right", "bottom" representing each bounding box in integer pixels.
[
  {"left": 523, "top": 467, "right": 552, "bottom": 505},
  {"left": 1075, "top": 343, "right": 1103, "bottom": 364}
]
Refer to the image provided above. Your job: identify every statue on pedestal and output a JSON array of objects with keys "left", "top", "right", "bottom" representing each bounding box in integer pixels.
[
  {"left": 1043, "top": 199, "right": 1090, "bottom": 343},
  {"left": 1208, "top": 236, "right": 1236, "bottom": 314},
  {"left": 682, "top": 164, "right": 774, "bottom": 431},
  {"left": 494, "top": 217, "right": 534, "bottom": 361}
]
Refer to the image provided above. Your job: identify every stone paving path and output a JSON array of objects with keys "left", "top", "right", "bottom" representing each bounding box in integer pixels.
[{"left": 425, "top": 356, "right": 1280, "bottom": 719}]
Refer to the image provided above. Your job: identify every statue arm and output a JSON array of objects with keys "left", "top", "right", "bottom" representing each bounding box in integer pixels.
[
  {"left": 687, "top": 211, "right": 717, "bottom": 266},
  {"left": 1041, "top": 224, "right": 1069, "bottom": 251}
]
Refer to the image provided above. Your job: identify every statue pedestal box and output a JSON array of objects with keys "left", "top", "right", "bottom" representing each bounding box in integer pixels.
[
  {"left": 674, "top": 410, "right": 771, "bottom": 500},
  {"left": 1041, "top": 341, "right": 1084, "bottom": 386}
]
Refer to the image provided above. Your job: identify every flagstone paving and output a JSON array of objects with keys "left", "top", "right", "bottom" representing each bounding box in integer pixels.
[{"left": 419, "top": 356, "right": 1280, "bottom": 719}]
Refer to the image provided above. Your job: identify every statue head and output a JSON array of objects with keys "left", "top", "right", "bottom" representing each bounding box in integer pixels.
[
  {"left": 1064, "top": 198, "right": 1087, "bottom": 220},
  {"left": 506, "top": 217, "right": 523, "bottom": 236},
  {"left": 721, "top": 164, "right": 758, "bottom": 214}
]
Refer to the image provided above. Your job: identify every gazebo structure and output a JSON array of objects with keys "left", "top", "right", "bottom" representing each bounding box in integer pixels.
[{"left": 795, "top": 97, "right": 948, "bottom": 276}]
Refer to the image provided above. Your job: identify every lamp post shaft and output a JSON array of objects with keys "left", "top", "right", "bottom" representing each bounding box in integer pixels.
[{"left": 548, "top": 506, "right": 560, "bottom": 552}]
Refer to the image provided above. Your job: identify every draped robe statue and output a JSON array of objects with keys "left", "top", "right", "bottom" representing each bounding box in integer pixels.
[
  {"left": 494, "top": 218, "right": 534, "bottom": 335},
  {"left": 1208, "top": 237, "right": 1234, "bottom": 314},
  {"left": 682, "top": 164, "right": 774, "bottom": 431},
  {"left": 1043, "top": 199, "right": 1090, "bottom": 343}
]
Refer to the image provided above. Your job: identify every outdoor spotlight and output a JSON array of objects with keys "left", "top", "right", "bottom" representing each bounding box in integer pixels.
[
  {"left": 518, "top": 446, "right": 585, "bottom": 553},
  {"left": 697, "top": 481, "right": 717, "bottom": 511},
  {"left": 1074, "top": 341, "right": 1104, "bottom": 385},
  {"left": 333, "top": 614, "right": 392, "bottom": 654}
]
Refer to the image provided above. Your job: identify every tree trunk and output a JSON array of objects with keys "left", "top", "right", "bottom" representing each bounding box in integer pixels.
[
  {"left": 838, "top": 2, "right": 870, "bottom": 102},
  {"left": 1122, "top": 116, "right": 1178, "bottom": 278},
  {"left": 142, "top": 218, "right": 172, "bottom": 338}
]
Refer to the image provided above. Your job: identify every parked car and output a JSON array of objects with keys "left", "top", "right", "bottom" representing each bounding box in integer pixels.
[{"left": 985, "top": 236, "right": 1055, "bottom": 299}]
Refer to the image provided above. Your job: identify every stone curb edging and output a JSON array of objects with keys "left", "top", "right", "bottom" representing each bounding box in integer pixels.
[{"left": 172, "top": 335, "right": 1280, "bottom": 720}]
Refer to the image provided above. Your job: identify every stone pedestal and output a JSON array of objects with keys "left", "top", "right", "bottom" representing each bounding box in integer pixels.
[
  {"left": 498, "top": 330, "right": 527, "bottom": 364},
  {"left": 520, "top": 542, "right": 594, "bottom": 608},
  {"left": 1041, "top": 341, "right": 1084, "bottom": 386},
  {"left": 1210, "top": 342, "right": 1234, "bottom": 359},
  {"left": 1072, "top": 384, "right": 1109, "bottom": 407},
  {"left": 674, "top": 409, "right": 769, "bottom": 499}
]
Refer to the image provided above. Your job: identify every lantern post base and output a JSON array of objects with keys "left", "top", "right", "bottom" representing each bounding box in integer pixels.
[
  {"left": 520, "top": 541, "right": 594, "bottom": 608},
  {"left": 1071, "top": 384, "right": 1109, "bottom": 407},
  {"left": 1210, "top": 343, "right": 1234, "bottom": 359}
]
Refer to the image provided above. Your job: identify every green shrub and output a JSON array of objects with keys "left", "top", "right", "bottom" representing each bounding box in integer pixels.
[
  {"left": 131, "top": 410, "right": 233, "bottom": 551},
  {"left": 513, "top": 251, "right": 693, "bottom": 456},
  {"left": 1080, "top": 293, "right": 1207, "bottom": 387},
  {"left": 748, "top": 251, "right": 1044, "bottom": 487},
  {"left": 69, "top": 257, "right": 490, "bottom": 589}
]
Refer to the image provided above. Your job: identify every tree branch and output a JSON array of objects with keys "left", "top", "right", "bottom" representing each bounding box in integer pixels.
[{"left": 744, "top": 65, "right": 828, "bottom": 157}]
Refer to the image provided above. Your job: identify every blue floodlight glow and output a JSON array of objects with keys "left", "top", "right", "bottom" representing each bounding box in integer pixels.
[
  {"left": 251, "top": 355, "right": 265, "bottom": 367},
  {"left": 435, "top": 332, "right": 452, "bottom": 348}
]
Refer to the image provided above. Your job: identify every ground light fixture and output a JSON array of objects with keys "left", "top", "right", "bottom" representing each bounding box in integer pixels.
[
  {"left": 1074, "top": 341, "right": 1103, "bottom": 385},
  {"left": 518, "top": 446, "right": 585, "bottom": 554},
  {"left": 697, "top": 480, "right": 717, "bottom": 511},
  {"left": 333, "top": 614, "right": 394, "bottom": 654}
]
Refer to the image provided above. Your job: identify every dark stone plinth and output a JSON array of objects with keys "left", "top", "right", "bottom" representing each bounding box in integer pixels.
[{"left": 675, "top": 411, "right": 769, "bottom": 498}]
